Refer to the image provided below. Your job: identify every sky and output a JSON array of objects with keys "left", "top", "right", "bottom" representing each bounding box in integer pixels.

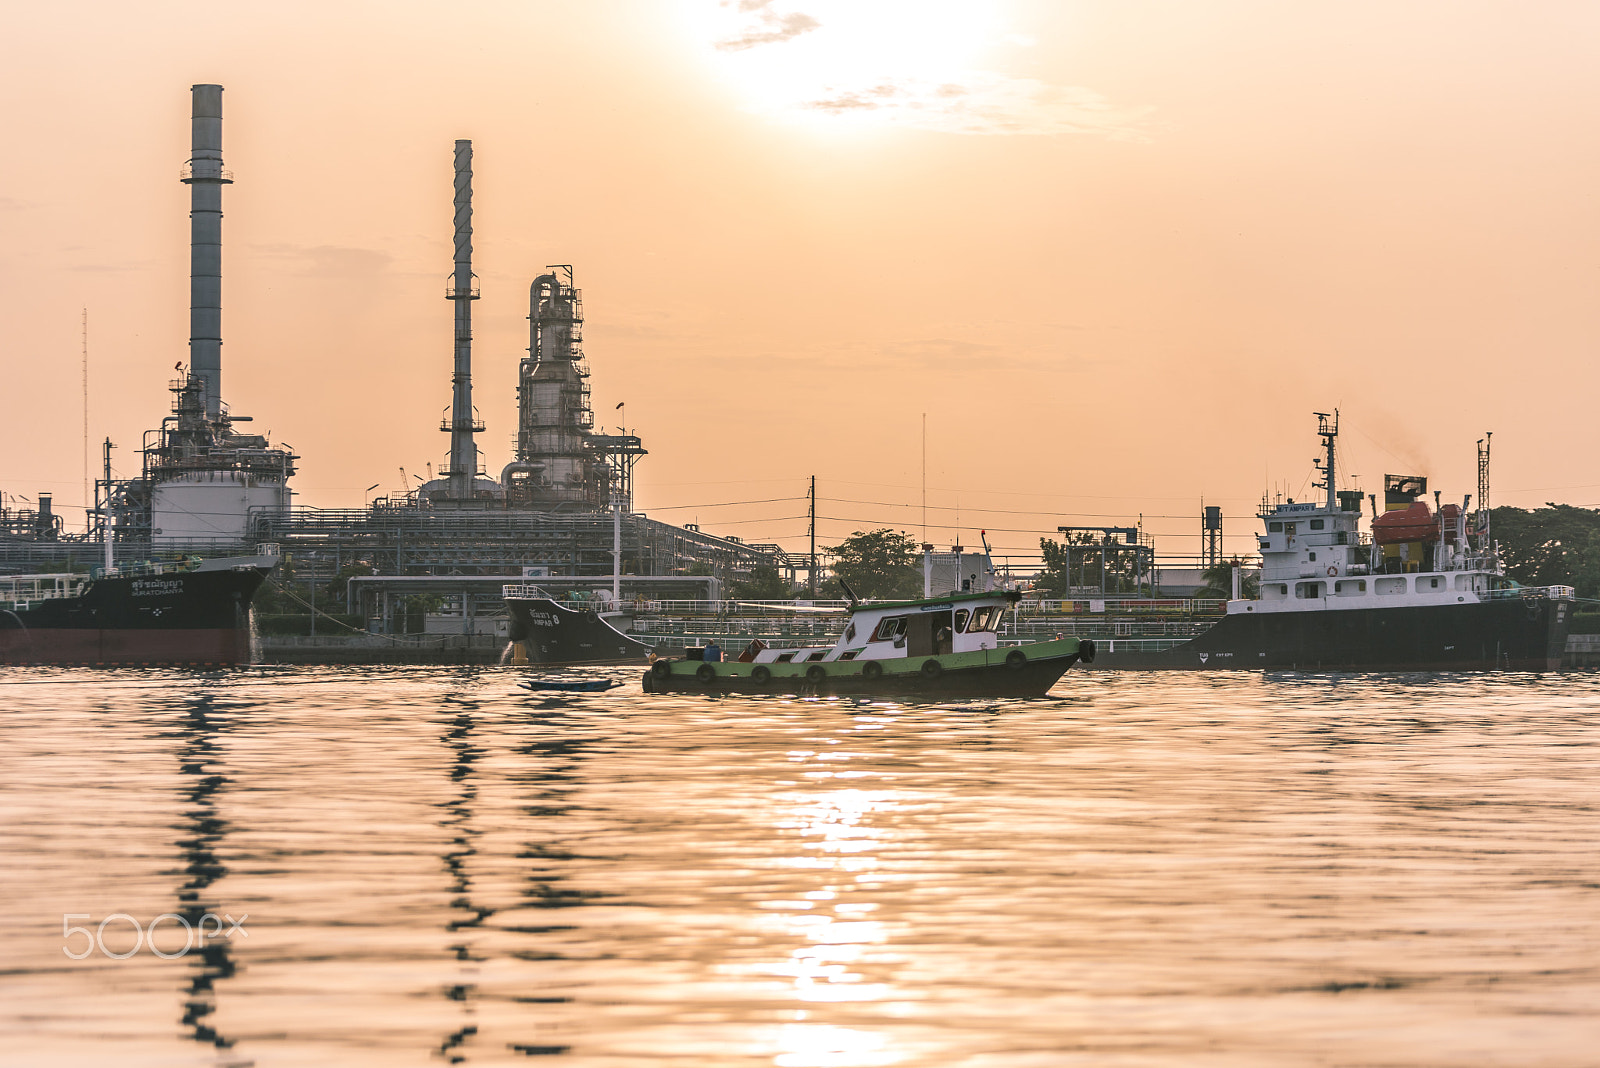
[{"left": 2, "top": 0, "right": 1597, "bottom": 565}]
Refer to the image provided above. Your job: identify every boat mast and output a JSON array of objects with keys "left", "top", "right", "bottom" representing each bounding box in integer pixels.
[
  {"left": 1476, "top": 432, "right": 1492, "bottom": 555},
  {"left": 1313, "top": 410, "right": 1339, "bottom": 511},
  {"left": 101, "top": 438, "right": 115, "bottom": 573}
]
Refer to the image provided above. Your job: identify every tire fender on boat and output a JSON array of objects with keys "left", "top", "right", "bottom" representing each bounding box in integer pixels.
[
  {"left": 806, "top": 665, "right": 827, "bottom": 683},
  {"left": 1077, "top": 640, "right": 1096, "bottom": 664},
  {"left": 1005, "top": 649, "right": 1027, "bottom": 670},
  {"left": 696, "top": 663, "right": 717, "bottom": 683},
  {"left": 651, "top": 660, "right": 672, "bottom": 680},
  {"left": 861, "top": 660, "right": 883, "bottom": 680},
  {"left": 920, "top": 659, "right": 942, "bottom": 679},
  {"left": 752, "top": 665, "right": 772, "bottom": 684}
]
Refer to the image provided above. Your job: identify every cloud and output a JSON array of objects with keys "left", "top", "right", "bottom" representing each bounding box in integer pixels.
[
  {"left": 716, "top": 1, "right": 820, "bottom": 51},
  {"left": 879, "top": 337, "right": 1109, "bottom": 372},
  {"left": 69, "top": 260, "right": 151, "bottom": 273},
  {"left": 804, "top": 73, "right": 1154, "bottom": 140},
  {"left": 252, "top": 243, "right": 394, "bottom": 277}
]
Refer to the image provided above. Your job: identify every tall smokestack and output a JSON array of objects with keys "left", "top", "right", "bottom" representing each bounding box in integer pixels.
[
  {"left": 444, "top": 139, "right": 481, "bottom": 498},
  {"left": 182, "top": 84, "right": 230, "bottom": 421}
]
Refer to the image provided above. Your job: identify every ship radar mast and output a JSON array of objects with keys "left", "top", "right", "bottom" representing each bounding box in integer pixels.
[
  {"left": 1312, "top": 410, "right": 1339, "bottom": 511},
  {"left": 1475, "top": 432, "right": 1492, "bottom": 554}
]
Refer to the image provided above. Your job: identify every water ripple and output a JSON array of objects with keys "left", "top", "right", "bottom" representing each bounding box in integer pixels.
[{"left": 2, "top": 666, "right": 1598, "bottom": 1065}]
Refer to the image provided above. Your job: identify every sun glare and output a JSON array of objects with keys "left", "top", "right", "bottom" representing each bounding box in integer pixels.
[{"left": 693, "top": 0, "right": 1009, "bottom": 129}]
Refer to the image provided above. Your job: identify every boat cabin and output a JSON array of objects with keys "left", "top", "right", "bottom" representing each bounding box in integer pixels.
[{"left": 740, "top": 589, "right": 1023, "bottom": 665}]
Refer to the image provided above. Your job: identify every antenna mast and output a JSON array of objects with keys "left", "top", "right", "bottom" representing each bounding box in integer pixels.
[
  {"left": 1476, "top": 433, "right": 1492, "bottom": 552},
  {"left": 1312, "top": 410, "right": 1339, "bottom": 511}
]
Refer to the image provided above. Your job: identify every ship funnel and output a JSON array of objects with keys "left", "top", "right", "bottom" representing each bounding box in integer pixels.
[{"left": 182, "top": 84, "right": 231, "bottom": 421}]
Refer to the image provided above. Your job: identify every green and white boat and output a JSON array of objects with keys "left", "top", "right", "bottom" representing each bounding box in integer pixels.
[{"left": 642, "top": 588, "right": 1092, "bottom": 697}]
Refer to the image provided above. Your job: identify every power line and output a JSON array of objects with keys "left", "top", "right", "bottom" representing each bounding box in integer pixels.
[{"left": 645, "top": 495, "right": 805, "bottom": 511}]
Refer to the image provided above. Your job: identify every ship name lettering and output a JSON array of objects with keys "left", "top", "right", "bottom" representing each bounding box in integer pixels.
[{"left": 132, "top": 580, "right": 184, "bottom": 597}]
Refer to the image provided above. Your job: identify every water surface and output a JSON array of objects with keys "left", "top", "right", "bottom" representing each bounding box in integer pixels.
[{"left": 2, "top": 667, "right": 1597, "bottom": 1066}]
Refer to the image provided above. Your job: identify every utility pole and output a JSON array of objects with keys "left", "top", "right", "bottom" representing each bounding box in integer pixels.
[
  {"left": 82, "top": 308, "right": 89, "bottom": 526},
  {"left": 808, "top": 475, "right": 817, "bottom": 598}
]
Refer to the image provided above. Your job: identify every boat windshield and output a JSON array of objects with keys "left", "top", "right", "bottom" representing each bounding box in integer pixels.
[
  {"left": 872, "top": 616, "right": 908, "bottom": 641},
  {"left": 954, "top": 608, "right": 970, "bottom": 632},
  {"left": 966, "top": 606, "right": 1004, "bottom": 632}
]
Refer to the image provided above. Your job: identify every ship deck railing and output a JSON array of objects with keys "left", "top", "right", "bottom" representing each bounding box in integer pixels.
[
  {"left": 502, "top": 594, "right": 1229, "bottom": 618},
  {"left": 1481, "top": 584, "right": 1575, "bottom": 601},
  {"left": 1, "top": 572, "right": 86, "bottom": 609},
  {"left": 87, "top": 559, "right": 201, "bottom": 580}
]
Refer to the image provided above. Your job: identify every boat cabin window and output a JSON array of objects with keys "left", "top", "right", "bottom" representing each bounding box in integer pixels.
[
  {"left": 965, "top": 606, "right": 1004, "bottom": 632},
  {"left": 1294, "top": 581, "right": 1323, "bottom": 599},
  {"left": 1308, "top": 552, "right": 1317, "bottom": 562},
  {"left": 806, "top": 651, "right": 827, "bottom": 662},
  {"left": 775, "top": 652, "right": 795, "bottom": 663},
  {"left": 871, "top": 616, "right": 908, "bottom": 641},
  {"left": 1268, "top": 522, "right": 1283, "bottom": 532},
  {"left": 1335, "top": 580, "right": 1366, "bottom": 596},
  {"left": 1264, "top": 583, "right": 1289, "bottom": 600},
  {"left": 1375, "top": 577, "right": 1406, "bottom": 595},
  {"left": 837, "top": 650, "right": 859, "bottom": 661},
  {"left": 1310, "top": 519, "right": 1324, "bottom": 530},
  {"left": 1424, "top": 576, "right": 1442, "bottom": 589},
  {"left": 953, "top": 608, "right": 970, "bottom": 633}
]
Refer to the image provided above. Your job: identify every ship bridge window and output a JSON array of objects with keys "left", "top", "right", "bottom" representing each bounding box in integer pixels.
[
  {"left": 1375, "top": 577, "right": 1407, "bottom": 595},
  {"left": 953, "top": 608, "right": 970, "bottom": 633},
  {"left": 1310, "top": 519, "right": 1325, "bottom": 530},
  {"left": 1269, "top": 522, "right": 1283, "bottom": 533},
  {"left": 871, "top": 616, "right": 908, "bottom": 642}
]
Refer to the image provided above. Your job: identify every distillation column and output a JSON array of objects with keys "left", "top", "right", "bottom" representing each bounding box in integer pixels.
[
  {"left": 444, "top": 139, "right": 482, "bottom": 499},
  {"left": 183, "top": 83, "right": 231, "bottom": 421}
]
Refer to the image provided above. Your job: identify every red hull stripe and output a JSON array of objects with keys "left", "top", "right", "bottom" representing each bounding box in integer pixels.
[{"left": 0, "top": 628, "right": 252, "bottom": 666}]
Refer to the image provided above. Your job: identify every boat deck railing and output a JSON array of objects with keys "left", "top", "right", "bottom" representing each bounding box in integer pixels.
[
  {"left": 1482, "top": 584, "right": 1575, "bottom": 601},
  {"left": 0, "top": 573, "right": 85, "bottom": 610},
  {"left": 503, "top": 592, "right": 1229, "bottom": 619}
]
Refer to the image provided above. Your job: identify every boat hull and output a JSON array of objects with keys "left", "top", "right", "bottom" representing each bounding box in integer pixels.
[
  {"left": 1083, "top": 597, "right": 1570, "bottom": 671},
  {"left": 0, "top": 564, "right": 268, "bottom": 667},
  {"left": 505, "top": 596, "right": 656, "bottom": 666},
  {"left": 643, "top": 640, "right": 1085, "bottom": 698}
]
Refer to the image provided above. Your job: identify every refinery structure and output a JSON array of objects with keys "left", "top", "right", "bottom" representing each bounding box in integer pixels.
[{"left": 0, "top": 85, "right": 787, "bottom": 620}]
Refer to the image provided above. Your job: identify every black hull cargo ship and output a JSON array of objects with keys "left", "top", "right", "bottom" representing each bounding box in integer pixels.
[
  {"left": 0, "top": 557, "right": 276, "bottom": 667},
  {"left": 1090, "top": 414, "right": 1571, "bottom": 672},
  {"left": 504, "top": 591, "right": 657, "bottom": 665},
  {"left": 1089, "top": 594, "right": 1569, "bottom": 671}
]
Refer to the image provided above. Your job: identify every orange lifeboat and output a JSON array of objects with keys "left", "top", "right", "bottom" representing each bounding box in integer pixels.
[{"left": 1373, "top": 502, "right": 1439, "bottom": 545}]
